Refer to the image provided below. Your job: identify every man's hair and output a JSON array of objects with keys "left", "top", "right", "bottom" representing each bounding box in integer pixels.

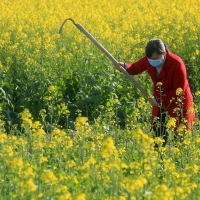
[{"left": 145, "top": 38, "right": 166, "bottom": 58}]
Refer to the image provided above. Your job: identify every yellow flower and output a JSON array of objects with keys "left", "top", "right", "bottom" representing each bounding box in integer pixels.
[
  {"left": 195, "top": 91, "right": 200, "bottom": 96},
  {"left": 74, "top": 193, "right": 86, "bottom": 200},
  {"left": 57, "top": 185, "right": 69, "bottom": 193},
  {"left": 176, "top": 88, "right": 183, "bottom": 95},
  {"left": 11, "top": 157, "right": 24, "bottom": 169},
  {"left": 173, "top": 172, "right": 180, "bottom": 179},
  {"left": 121, "top": 163, "right": 128, "bottom": 169},
  {"left": 51, "top": 129, "right": 66, "bottom": 137},
  {"left": 196, "top": 138, "right": 200, "bottom": 143},
  {"left": 38, "top": 193, "right": 43, "bottom": 198},
  {"left": 183, "top": 138, "right": 191, "bottom": 145},
  {"left": 0, "top": 133, "right": 7, "bottom": 143},
  {"left": 66, "top": 160, "right": 76, "bottom": 168},
  {"left": 177, "top": 124, "right": 186, "bottom": 132},
  {"left": 22, "top": 118, "right": 33, "bottom": 128},
  {"left": 20, "top": 109, "right": 33, "bottom": 130},
  {"left": 155, "top": 184, "right": 168, "bottom": 191},
  {"left": 102, "top": 137, "right": 118, "bottom": 158},
  {"left": 32, "top": 121, "right": 42, "bottom": 129},
  {"left": 137, "top": 97, "right": 146, "bottom": 108},
  {"left": 58, "top": 193, "right": 72, "bottom": 200},
  {"left": 22, "top": 167, "right": 35, "bottom": 178},
  {"left": 39, "top": 156, "right": 48, "bottom": 164},
  {"left": 175, "top": 186, "right": 184, "bottom": 195},
  {"left": 33, "top": 128, "right": 46, "bottom": 137},
  {"left": 185, "top": 164, "right": 199, "bottom": 174},
  {"left": 119, "top": 196, "right": 127, "bottom": 200},
  {"left": 75, "top": 117, "right": 89, "bottom": 133},
  {"left": 125, "top": 177, "right": 147, "bottom": 193},
  {"left": 166, "top": 117, "right": 176, "bottom": 129},
  {"left": 187, "top": 107, "right": 195, "bottom": 114},
  {"left": 82, "top": 156, "right": 96, "bottom": 169},
  {"left": 156, "top": 82, "right": 163, "bottom": 86},
  {"left": 41, "top": 170, "right": 57, "bottom": 184},
  {"left": 75, "top": 117, "right": 88, "bottom": 125},
  {"left": 21, "top": 178, "right": 37, "bottom": 194},
  {"left": 48, "top": 85, "right": 55, "bottom": 93},
  {"left": 172, "top": 147, "right": 180, "bottom": 154},
  {"left": 74, "top": 177, "right": 79, "bottom": 184},
  {"left": 20, "top": 109, "right": 33, "bottom": 119},
  {"left": 154, "top": 137, "right": 165, "bottom": 146},
  {"left": 3, "top": 145, "right": 14, "bottom": 157}
]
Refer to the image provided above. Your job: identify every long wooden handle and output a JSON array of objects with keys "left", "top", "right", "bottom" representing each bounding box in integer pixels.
[
  {"left": 59, "top": 19, "right": 157, "bottom": 104},
  {"left": 75, "top": 24, "right": 150, "bottom": 98},
  {"left": 76, "top": 24, "right": 118, "bottom": 65}
]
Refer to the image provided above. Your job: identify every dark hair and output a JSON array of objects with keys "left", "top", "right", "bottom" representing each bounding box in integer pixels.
[{"left": 145, "top": 38, "right": 167, "bottom": 58}]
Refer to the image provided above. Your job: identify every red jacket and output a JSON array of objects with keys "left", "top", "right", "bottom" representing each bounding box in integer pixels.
[{"left": 126, "top": 49, "right": 195, "bottom": 128}]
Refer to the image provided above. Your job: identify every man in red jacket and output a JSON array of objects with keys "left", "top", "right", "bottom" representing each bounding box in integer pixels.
[{"left": 116, "top": 38, "right": 195, "bottom": 146}]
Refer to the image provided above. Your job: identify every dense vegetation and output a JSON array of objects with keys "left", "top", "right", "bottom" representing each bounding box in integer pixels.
[{"left": 0, "top": 0, "right": 200, "bottom": 199}]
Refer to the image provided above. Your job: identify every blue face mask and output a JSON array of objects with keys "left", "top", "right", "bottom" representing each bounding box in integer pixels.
[{"left": 148, "top": 58, "right": 163, "bottom": 68}]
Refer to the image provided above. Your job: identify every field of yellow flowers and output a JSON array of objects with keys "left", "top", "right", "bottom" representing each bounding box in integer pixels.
[{"left": 0, "top": 0, "right": 200, "bottom": 199}]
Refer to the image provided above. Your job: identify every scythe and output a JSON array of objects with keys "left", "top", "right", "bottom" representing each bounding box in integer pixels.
[{"left": 59, "top": 18, "right": 157, "bottom": 105}]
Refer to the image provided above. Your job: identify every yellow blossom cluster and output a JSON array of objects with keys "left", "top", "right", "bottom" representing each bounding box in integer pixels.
[
  {"left": 102, "top": 137, "right": 118, "bottom": 159},
  {"left": 166, "top": 117, "right": 176, "bottom": 129}
]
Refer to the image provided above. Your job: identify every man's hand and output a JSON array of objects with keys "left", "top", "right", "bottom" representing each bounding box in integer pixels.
[{"left": 148, "top": 97, "right": 160, "bottom": 107}]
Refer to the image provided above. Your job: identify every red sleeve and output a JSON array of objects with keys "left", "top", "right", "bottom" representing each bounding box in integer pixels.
[
  {"left": 126, "top": 57, "right": 147, "bottom": 75},
  {"left": 162, "top": 59, "right": 187, "bottom": 105}
]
